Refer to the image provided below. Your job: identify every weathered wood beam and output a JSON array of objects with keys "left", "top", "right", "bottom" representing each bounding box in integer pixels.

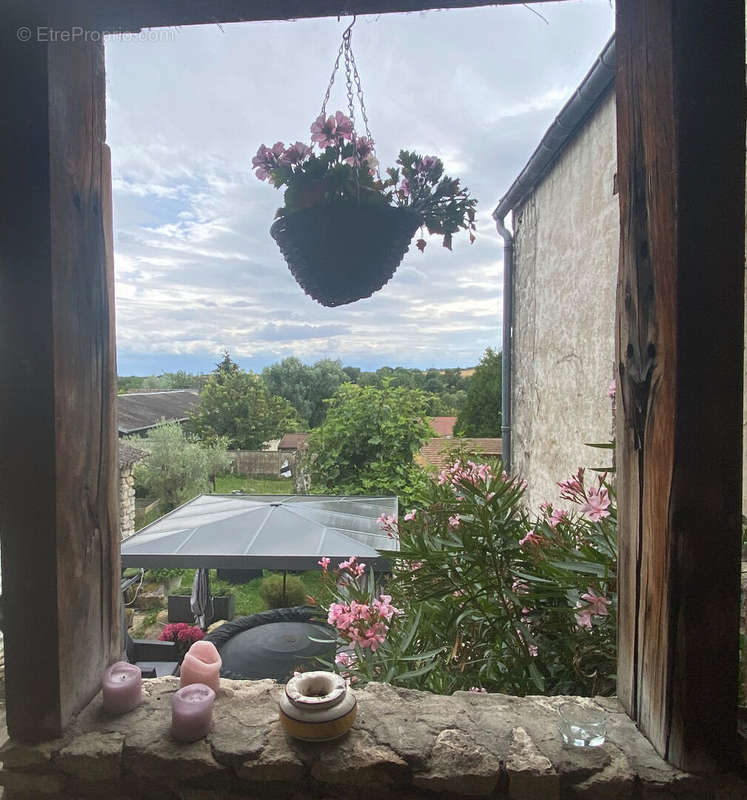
[
  {"left": 615, "top": 0, "right": 744, "bottom": 772},
  {"left": 0, "top": 10, "right": 119, "bottom": 741},
  {"left": 35, "top": 0, "right": 556, "bottom": 33}
]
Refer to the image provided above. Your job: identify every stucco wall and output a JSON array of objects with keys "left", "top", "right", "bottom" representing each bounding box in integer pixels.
[{"left": 511, "top": 90, "right": 618, "bottom": 510}]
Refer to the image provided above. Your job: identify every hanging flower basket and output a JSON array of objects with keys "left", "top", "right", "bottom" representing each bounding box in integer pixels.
[
  {"left": 253, "top": 18, "right": 477, "bottom": 307},
  {"left": 270, "top": 203, "right": 422, "bottom": 307}
]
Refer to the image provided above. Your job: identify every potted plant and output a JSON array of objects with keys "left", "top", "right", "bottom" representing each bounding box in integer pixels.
[
  {"left": 253, "top": 123, "right": 477, "bottom": 307},
  {"left": 159, "top": 622, "right": 205, "bottom": 663}
]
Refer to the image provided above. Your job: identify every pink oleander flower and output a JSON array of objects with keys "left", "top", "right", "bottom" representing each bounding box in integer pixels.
[
  {"left": 469, "top": 686, "right": 487, "bottom": 694},
  {"left": 575, "top": 589, "right": 611, "bottom": 629},
  {"left": 558, "top": 468, "right": 586, "bottom": 503},
  {"left": 549, "top": 508, "right": 569, "bottom": 528},
  {"left": 376, "top": 513, "right": 398, "bottom": 536},
  {"left": 608, "top": 379, "right": 616, "bottom": 399},
  {"left": 335, "top": 651, "right": 355, "bottom": 667},
  {"left": 579, "top": 486, "right": 611, "bottom": 522},
  {"left": 373, "top": 595, "right": 401, "bottom": 621},
  {"left": 448, "top": 515, "right": 460, "bottom": 529},
  {"left": 400, "top": 177, "right": 411, "bottom": 196},
  {"left": 318, "top": 556, "right": 330, "bottom": 572},
  {"left": 511, "top": 579, "right": 529, "bottom": 595},
  {"left": 358, "top": 622, "right": 388, "bottom": 651},
  {"left": 404, "top": 510, "right": 417, "bottom": 522},
  {"left": 280, "top": 141, "right": 311, "bottom": 165},
  {"left": 519, "top": 530, "right": 542, "bottom": 548},
  {"left": 410, "top": 560, "right": 423, "bottom": 571},
  {"left": 580, "top": 590, "right": 611, "bottom": 617},
  {"left": 354, "top": 562, "right": 366, "bottom": 577},
  {"left": 438, "top": 460, "right": 494, "bottom": 492},
  {"left": 334, "top": 111, "right": 354, "bottom": 142},
  {"left": 310, "top": 114, "right": 337, "bottom": 148},
  {"left": 337, "top": 556, "right": 356, "bottom": 572},
  {"left": 539, "top": 501, "right": 553, "bottom": 514},
  {"left": 528, "top": 644, "right": 538, "bottom": 657}
]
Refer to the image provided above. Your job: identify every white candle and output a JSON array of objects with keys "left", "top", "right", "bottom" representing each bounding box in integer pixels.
[{"left": 102, "top": 662, "right": 142, "bottom": 714}]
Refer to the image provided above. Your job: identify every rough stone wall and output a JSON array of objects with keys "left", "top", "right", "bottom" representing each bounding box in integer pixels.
[
  {"left": 1, "top": 677, "right": 744, "bottom": 799},
  {"left": 511, "top": 90, "right": 618, "bottom": 510},
  {"left": 119, "top": 466, "right": 136, "bottom": 540},
  {"left": 229, "top": 450, "right": 286, "bottom": 477}
]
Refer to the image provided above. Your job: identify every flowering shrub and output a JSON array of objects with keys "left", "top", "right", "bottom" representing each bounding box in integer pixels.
[
  {"left": 314, "top": 457, "right": 617, "bottom": 696},
  {"left": 253, "top": 112, "right": 477, "bottom": 251},
  {"left": 312, "top": 555, "right": 407, "bottom": 684}
]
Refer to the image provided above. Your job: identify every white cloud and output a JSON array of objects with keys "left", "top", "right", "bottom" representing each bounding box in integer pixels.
[{"left": 106, "top": 2, "right": 614, "bottom": 374}]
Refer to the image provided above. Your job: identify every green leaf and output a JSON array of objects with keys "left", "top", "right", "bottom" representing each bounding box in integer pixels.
[
  {"left": 548, "top": 560, "right": 607, "bottom": 577},
  {"left": 528, "top": 662, "right": 545, "bottom": 691},
  {"left": 397, "top": 646, "right": 447, "bottom": 662}
]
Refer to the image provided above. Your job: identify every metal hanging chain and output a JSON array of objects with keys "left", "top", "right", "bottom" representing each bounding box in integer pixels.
[{"left": 318, "top": 17, "right": 381, "bottom": 181}]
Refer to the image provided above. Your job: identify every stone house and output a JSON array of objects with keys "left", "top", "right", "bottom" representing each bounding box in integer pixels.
[
  {"left": 118, "top": 442, "right": 145, "bottom": 539},
  {"left": 494, "top": 36, "right": 618, "bottom": 510}
]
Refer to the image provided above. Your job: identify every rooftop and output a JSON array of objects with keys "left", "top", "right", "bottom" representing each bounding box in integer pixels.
[
  {"left": 417, "top": 437, "right": 502, "bottom": 470},
  {"left": 117, "top": 389, "right": 200, "bottom": 435},
  {"left": 278, "top": 432, "right": 310, "bottom": 450},
  {"left": 430, "top": 416, "right": 457, "bottom": 437}
]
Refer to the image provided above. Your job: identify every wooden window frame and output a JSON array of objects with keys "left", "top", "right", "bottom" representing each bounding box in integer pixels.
[{"left": 0, "top": 0, "right": 743, "bottom": 773}]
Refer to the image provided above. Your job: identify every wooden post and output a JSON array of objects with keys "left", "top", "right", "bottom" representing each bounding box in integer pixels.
[
  {"left": 615, "top": 0, "right": 744, "bottom": 771},
  {"left": 0, "top": 14, "right": 120, "bottom": 741}
]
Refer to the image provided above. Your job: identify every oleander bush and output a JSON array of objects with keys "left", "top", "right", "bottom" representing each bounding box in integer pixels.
[{"left": 315, "top": 458, "right": 617, "bottom": 696}]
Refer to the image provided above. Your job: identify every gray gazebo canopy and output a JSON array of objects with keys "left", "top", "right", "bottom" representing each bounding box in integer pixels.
[{"left": 120, "top": 494, "right": 399, "bottom": 571}]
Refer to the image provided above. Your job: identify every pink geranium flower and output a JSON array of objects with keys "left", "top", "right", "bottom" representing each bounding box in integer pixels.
[
  {"left": 419, "top": 155, "right": 439, "bottom": 172},
  {"left": 280, "top": 141, "right": 311, "bottom": 165},
  {"left": 252, "top": 143, "right": 285, "bottom": 181},
  {"left": 578, "top": 486, "right": 611, "bottom": 522},
  {"left": 310, "top": 114, "right": 337, "bottom": 148},
  {"left": 333, "top": 111, "right": 354, "bottom": 142}
]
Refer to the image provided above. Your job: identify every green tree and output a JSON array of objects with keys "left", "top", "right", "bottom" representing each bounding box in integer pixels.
[
  {"left": 305, "top": 382, "right": 432, "bottom": 506},
  {"left": 132, "top": 423, "right": 230, "bottom": 511},
  {"left": 454, "top": 348, "right": 502, "bottom": 437},
  {"left": 188, "top": 366, "right": 301, "bottom": 450},
  {"left": 262, "top": 357, "right": 349, "bottom": 428}
]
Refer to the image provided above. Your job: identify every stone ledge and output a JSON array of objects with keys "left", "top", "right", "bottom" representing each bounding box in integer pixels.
[{"left": 0, "top": 678, "right": 744, "bottom": 799}]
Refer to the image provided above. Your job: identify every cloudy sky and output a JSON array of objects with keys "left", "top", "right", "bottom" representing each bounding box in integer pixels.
[{"left": 105, "top": 1, "right": 614, "bottom": 376}]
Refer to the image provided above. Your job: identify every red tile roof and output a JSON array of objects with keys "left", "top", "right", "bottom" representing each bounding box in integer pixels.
[
  {"left": 430, "top": 416, "right": 457, "bottom": 437},
  {"left": 278, "top": 432, "right": 310, "bottom": 451},
  {"left": 417, "top": 437, "right": 502, "bottom": 470}
]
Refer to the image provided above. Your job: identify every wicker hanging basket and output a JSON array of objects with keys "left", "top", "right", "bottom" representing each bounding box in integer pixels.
[{"left": 271, "top": 203, "right": 422, "bottom": 307}]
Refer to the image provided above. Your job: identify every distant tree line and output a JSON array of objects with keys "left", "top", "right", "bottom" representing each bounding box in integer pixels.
[{"left": 120, "top": 349, "right": 500, "bottom": 442}]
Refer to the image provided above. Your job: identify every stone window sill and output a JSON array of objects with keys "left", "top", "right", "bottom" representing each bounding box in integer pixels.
[{"left": 0, "top": 677, "right": 744, "bottom": 799}]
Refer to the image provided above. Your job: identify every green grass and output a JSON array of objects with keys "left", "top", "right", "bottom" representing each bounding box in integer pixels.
[
  {"left": 175, "top": 568, "right": 323, "bottom": 617},
  {"left": 214, "top": 474, "right": 293, "bottom": 494}
]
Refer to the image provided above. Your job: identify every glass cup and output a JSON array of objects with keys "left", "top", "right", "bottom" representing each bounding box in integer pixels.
[{"left": 558, "top": 702, "right": 607, "bottom": 747}]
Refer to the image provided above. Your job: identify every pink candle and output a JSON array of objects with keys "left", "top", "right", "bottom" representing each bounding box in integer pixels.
[
  {"left": 171, "top": 683, "right": 215, "bottom": 742},
  {"left": 180, "top": 640, "right": 221, "bottom": 693},
  {"left": 102, "top": 662, "right": 142, "bottom": 714}
]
